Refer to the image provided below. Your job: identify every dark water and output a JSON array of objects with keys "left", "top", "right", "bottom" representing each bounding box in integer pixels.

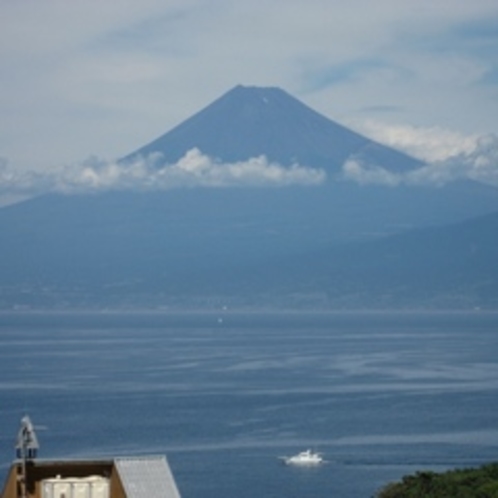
[{"left": 1, "top": 311, "right": 498, "bottom": 497}]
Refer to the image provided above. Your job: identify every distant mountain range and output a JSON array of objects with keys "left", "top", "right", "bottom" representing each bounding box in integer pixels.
[
  {"left": 241, "top": 210, "right": 498, "bottom": 309},
  {"left": 1, "top": 85, "right": 497, "bottom": 310}
]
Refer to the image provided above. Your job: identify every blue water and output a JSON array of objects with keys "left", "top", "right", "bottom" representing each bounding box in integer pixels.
[{"left": 1, "top": 311, "right": 498, "bottom": 497}]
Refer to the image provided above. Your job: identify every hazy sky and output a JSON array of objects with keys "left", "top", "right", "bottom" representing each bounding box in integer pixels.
[{"left": 1, "top": 0, "right": 498, "bottom": 195}]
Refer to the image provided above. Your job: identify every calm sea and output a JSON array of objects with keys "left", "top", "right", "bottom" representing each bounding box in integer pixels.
[{"left": 1, "top": 311, "right": 498, "bottom": 497}]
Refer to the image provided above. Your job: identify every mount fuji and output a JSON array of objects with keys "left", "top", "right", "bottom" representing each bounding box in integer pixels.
[
  {"left": 123, "top": 84, "right": 421, "bottom": 174},
  {"left": 1, "top": 85, "right": 497, "bottom": 309}
]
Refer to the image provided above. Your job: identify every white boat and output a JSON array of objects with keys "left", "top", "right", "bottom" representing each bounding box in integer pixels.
[{"left": 282, "top": 449, "right": 324, "bottom": 465}]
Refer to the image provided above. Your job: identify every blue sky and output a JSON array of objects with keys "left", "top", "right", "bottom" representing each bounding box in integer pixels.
[{"left": 1, "top": 0, "right": 498, "bottom": 197}]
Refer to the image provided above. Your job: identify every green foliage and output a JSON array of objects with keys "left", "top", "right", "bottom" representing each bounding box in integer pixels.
[{"left": 376, "top": 463, "right": 498, "bottom": 498}]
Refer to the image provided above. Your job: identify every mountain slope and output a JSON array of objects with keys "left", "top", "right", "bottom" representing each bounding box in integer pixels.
[
  {"left": 253, "top": 210, "right": 498, "bottom": 308},
  {"left": 122, "top": 85, "right": 422, "bottom": 173},
  {"left": 1, "top": 195, "right": 497, "bottom": 309},
  {"left": 167, "top": 209, "right": 497, "bottom": 309}
]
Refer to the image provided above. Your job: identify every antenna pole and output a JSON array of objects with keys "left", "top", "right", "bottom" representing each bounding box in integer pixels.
[{"left": 16, "top": 416, "right": 39, "bottom": 498}]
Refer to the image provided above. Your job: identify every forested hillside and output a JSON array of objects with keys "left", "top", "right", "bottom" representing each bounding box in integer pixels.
[{"left": 376, "top": 463, "right": 498, "bottom": 498}]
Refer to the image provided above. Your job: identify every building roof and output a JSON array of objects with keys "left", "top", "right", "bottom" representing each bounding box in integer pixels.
[{"left": 114, "top": 456, "right": 181, "bottom": 498}]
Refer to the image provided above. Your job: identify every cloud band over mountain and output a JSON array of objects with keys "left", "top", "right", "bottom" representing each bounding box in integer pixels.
[
  {"left": 0, "top": 148, "right": 326, "bottom": 195},
  {"left": 1, "top": 135, "right": 497, "bottom": 196}
]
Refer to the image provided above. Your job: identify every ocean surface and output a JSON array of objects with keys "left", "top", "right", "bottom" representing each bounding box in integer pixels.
[{"left": 1, "top": 311, "right": 498, "bottom": 497}]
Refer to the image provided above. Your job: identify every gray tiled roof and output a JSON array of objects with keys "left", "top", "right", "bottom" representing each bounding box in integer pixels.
[{"left": 115, "top": 456, "right": 181, "bottom": 498}]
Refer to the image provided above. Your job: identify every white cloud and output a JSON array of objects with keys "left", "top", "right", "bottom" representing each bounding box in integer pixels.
[
  {"left": 433, "top": 134, "right": 498, "bottom": 186},
  {"left": 0, "top": 149, "right": 326, "bottom": 195},
  {"left": 342, "top": 159, "right": 401, "bottom": 187},
  {"left": 342, "top": 133, "right": 498, "bottom": 187},
  {"left": 351, "top": 120, "right": 480, "bottom": 162}
]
